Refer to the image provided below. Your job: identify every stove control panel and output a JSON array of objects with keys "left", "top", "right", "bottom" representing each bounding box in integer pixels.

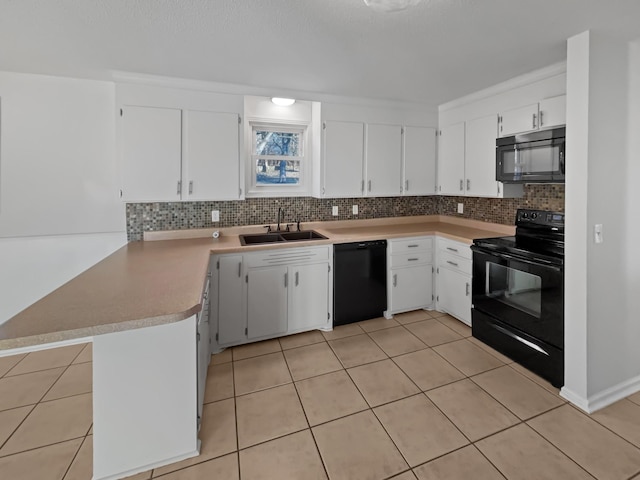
[{"left": 516, "top": 209, "right": 564, "bottom": 227}]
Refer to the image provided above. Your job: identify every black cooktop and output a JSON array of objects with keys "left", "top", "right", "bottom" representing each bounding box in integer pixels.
[{"left": 472, "top": 209, "right": 565, "bottom": 266}]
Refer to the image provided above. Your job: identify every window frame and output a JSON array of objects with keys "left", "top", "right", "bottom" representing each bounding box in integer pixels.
[{"left": 246, "top": 120, "right": 310, "bottom": 197}]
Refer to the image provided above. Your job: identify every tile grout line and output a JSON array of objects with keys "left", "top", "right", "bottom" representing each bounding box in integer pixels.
[
  {"left": 281, "top": 343, "right": 332, "bottom": 480},
  {"left": 61, "top": 434, "right": 89, "bottom": 480}
]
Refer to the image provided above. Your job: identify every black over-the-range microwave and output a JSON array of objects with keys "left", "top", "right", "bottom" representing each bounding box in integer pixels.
[{"left": 496, "top": 127, "right": 565, "bottom": 183}]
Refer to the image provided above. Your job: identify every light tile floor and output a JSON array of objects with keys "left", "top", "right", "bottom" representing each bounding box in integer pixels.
[{"left": 3, "top": 310, "right": 640, "bottom": 479}]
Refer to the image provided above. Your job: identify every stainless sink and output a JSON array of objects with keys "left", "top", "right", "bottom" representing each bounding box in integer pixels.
[{"left": 239, "top": 230, "right": 327, "bottom": 246}]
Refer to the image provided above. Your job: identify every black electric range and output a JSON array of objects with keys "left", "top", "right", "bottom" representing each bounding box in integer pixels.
[{"left": 471, "top": 209, "right": 565, "bottom": 387}]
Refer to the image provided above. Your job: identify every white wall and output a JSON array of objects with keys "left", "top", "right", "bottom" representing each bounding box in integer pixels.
[
  {"left": 563, "top": 31, "right": 640, "bottom": 411},
  {"left": 0, "top": 72, "right": 126, "bottom": 323}
]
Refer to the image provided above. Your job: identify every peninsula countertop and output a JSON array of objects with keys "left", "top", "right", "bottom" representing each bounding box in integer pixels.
[{"left": 0, "top": 215, "right": 514, "bottom": 349}]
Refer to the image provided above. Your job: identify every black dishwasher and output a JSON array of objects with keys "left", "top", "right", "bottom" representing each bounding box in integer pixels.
[{"left": 333, "top": 240, "right": 387, "bottom": 326}]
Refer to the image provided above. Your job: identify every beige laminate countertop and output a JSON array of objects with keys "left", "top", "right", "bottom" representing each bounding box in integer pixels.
[{"left": 0, "top": 216, "right": 514, "bottom": 350}]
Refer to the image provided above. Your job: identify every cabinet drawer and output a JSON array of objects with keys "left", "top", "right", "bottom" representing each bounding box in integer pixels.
[
  {"left": 437, "top": 237, "right": 472, "bottom": 260},
  {"left": 244, "top": 245, "right": 330, "bottom": 268},
  {"left": 389, "top": 252, "right": 432, "bottom": 268},
  {"left": 389, "top": 237, "right": 433, "bottom": 255},
  {"left": 438, "top": 251, "right": 472, "bottom": 275}
]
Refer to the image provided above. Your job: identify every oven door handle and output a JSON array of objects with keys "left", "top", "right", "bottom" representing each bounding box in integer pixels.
[{"left": 475, "top": 247, "right": 562, "bottom": 272}]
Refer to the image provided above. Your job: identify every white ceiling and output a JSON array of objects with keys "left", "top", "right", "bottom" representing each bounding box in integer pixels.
[{"left": 1, "top": 0, "right": 640, "bottom": 106}]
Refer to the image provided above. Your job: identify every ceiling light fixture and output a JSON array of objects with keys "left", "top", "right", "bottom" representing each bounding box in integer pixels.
[
  {"left": 363, "top": 0, "right": 421, "bottom": 13},
  {"left": 271, "top": 97, "right": 296, "bottom": 107}
]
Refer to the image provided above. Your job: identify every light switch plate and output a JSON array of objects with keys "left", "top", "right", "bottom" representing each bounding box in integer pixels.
[
  {"left": 211, "top": 210, "right": 220, "bottom": 222},
  {"left": 352, "top": 205, "right": 358, "bottom": 215},
  {"left": 332, "top": 206, "right": 339, "bottom": 216},
  {"left": 594, "top": 224, "right": 603, "bottom": 243},
  {"left": 457, "top": 203, "right": 464, "bottom": 214}
]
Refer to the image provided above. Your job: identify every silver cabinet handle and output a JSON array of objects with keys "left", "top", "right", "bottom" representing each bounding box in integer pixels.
[
  {"left": 408, "top": 244, "right": 419, "bottom": 248},
  {"left": 539, "top": 110, "right": 544, "bottom": 127},
  {"left": 177, "top": 180, "right": 182, "bottom": 195},
  {"left": 408, "top": 258, "right": 419, "bottom": 262},
  {"left": 189, "top": 181, "right": 193, "bottom": 194},
  {"left": 238, "top": 262, "right": 242, "bottom": 277},
  {"left": 284, "top": 273, "right": 288, "bottom": 288},
  {"left": 393, "top": 274, "right": 397, "bottom": 287},
  {"left": 459, "top": 179, "right": 463, "bottom": 191},
  {"left": 466, "top": 282, "right": 470, "bottom": 296},
  {"left": 361, "top": 180, "right": 365, "bottom": 192},
  {"left": 446, "top": 247, "right": 459, "bottom": 253},
  {"left": 368, "top": 180, "right": 372, "bottom": 192},
  {"left": 446, "top": 260, "right": 459, "bottom": 267},
  {"left": 295, "top": 271, "right": 299, "bottom": 287},
  {"left": 533, "top": 113, "right": 537, "bottom": 129},
  {"left": 466, "top": 179, "right": 470, "bottom": 191},
  {"left": 405, "top": 180, "right": 409, "bottom": 191}
]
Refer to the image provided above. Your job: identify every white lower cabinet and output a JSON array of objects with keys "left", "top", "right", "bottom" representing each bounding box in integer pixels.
[
  {"left": 386, "top": 236, "right": 434, "bottom": 317},
  {"left": 217, "top": 255, "right": 246, "bottom": 345},
  {"left": 289, "top": 263, "right": 330, "bottom": 332},
  {"left": 212, "top": 246, "right": 332, "bottom": 350},
  {"left": 436, "top": 238, "right": 472, "bottom": 326},
  {"left": 247, "top": 266, "right": 288, "bottom": 340}
]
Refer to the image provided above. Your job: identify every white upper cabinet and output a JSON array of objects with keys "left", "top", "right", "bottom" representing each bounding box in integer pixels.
[
  {"left": 499, "top": 103, "right": 539, "bottom": 137},
  {"left": 365, "top": 124, "right": 402, "bottom": 197},
  {"left": 183, "top": 110, "right": 240, "bottom": 201},
  {"left": 538, "top": 95, "right": 566, "bottom": 130},
  {"left": 322, "top": 120, "right": 365, "bottom": 198},
  {"left": 437, "top": 122, "right": 465, "bottom": 195},
  {"left": 117, "top": 83, "right": 243, "bottom": 202},
  {"left": 465, "top": 115, "right": 500, "bottom": 197},
  {"left": 403, "top": 126, "right": 437, "bottom": 196},
  {"left": 121, "top": 106, "right": 182, "bottom": 202},
  {"left": 499, "top": 95, "right": 566, "bottom": 137}
]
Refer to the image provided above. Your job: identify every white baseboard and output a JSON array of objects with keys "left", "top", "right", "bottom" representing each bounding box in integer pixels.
[
  {"left": 561, "top": 374, "right": 640, "bottom": 413},
  {"left": 0, "top": 336, "right": 92, "bottom": 358}
]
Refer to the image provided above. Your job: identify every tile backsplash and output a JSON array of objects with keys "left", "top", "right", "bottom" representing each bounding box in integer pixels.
[{"left": 126, "top": 184, "right": 564, "bottom": 241}]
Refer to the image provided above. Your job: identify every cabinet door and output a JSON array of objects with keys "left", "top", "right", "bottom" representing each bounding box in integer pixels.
[
  {"left": 539, "top": 95, "right": 566, "bottom": 129},
  {"left": 365, "top": 124, "right": 402, "bottom": 197},
  {"left": 390, "top": 265, "right": 433, "bottom": 313},
  {"left": 121, "top": 106, "right": 182, "bottom": 202},
  {"left": 217, "top": 256, "right": 246, "bottom": 345},
  {"left": 465, "top": 115, "right": 499, "bottom": 197},
  {"left": 437, "top": 122, "right": 465, "bottom": 195},
  {"left": 184, "top": 110, "right": 240, "bottom": 201},
  {"left": 288, "top": 263, "right": 329, "bottom": 332},
  {"left": 322, "top": 121, "right": 364, "bottom": 197},
  {"left": 247, "top": 266, "right": 288, "bottom": 340},
  {"left": 403, "top": 126, "right": 436, "bottom": 195},
  {"left": 499, "top": 103, "right": 539, "bottom": 137},
  {"left": 438, "top": 267, "right": 472, "bottom": 326}
]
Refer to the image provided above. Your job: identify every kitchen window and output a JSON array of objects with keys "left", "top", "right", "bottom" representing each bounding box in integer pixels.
[{"left": 248, "top": 122, "right": 308, "bottom": 196}]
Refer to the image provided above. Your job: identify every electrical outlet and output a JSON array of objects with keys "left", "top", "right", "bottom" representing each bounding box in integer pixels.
[
  {"left": 457, "top": 203, "right": 464, "bottom": 214},
  {"left": 211, "top": 210, "right": 220, "bottom": 222},
  {"left": 352, "top": 205, "right": 358, "bottom": 215},
  {"left": 332, "top": 206, "right": 339, "bottom": 216}
]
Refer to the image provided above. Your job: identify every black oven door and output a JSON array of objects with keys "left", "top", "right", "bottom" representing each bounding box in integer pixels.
[{"left": 471, "top": 247, "right": 563, "bottom": 349}]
